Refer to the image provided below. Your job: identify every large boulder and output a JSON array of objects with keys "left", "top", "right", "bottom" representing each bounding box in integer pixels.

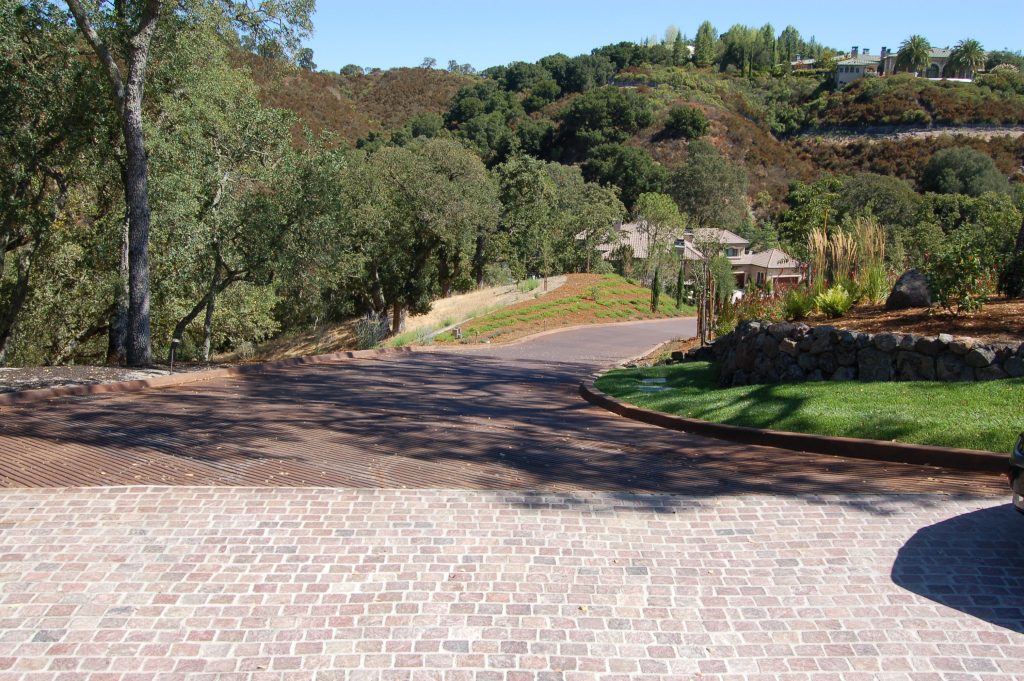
[{"left": 886, "top": 269, "right": 932, "bottom": 310}]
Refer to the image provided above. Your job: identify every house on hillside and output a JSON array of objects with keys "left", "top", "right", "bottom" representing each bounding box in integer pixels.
[
  {"left": 591, "top": 223, "right": 804, "bottom": 290},
  {"left": 835, "top": 45, "right": 980, "bottom": 87},
  {"left": 677, "top": 228, "right": 804, "bottom": 289},
  {"left": 835, "top": 48, "right": 881, "bottom": 87},
  {"left": 593, "top": 221, "right": 681, "bottom": 264},
  {"left": 879, "top": 47, "right": 977, "bottom": 79}
]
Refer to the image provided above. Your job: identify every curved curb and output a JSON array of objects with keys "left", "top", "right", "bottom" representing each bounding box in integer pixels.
[
  {"left": 0, "top": 347, "right": 415, "bottom": 408},
  {"left": 579, "top": 379, "right": 1008, "bottom": 474}
]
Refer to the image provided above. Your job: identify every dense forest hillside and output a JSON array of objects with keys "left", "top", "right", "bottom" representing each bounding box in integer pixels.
[{"left": 242, "top": 52, "right": 1024, "bottom": 206}]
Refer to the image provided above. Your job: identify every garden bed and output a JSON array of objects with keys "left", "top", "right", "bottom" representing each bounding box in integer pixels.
[
  {"left": 815, "top": 297, "right": 1024, "bottom": 343},
  {"left": 595, "top": 361, "right": 1024, "bottom": 454}
]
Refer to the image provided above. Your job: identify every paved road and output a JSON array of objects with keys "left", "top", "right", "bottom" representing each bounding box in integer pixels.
[
  {"left": 0, "top": 319, "right": 1021, "bottom": 679},
  {"left": 0, "top": 318, "right": 1007, "bottom": 495}
]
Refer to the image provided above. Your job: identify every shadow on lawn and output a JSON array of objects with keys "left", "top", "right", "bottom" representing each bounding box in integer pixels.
[
  {"left": 621, "top": 361, "right": 1010, "bottom": 450},
  {"left": 892, "top": 504, "right": 1024, "bottom": 633},
  {"left": 0, "top": 341, "right": 1002, "bottom": 513}
]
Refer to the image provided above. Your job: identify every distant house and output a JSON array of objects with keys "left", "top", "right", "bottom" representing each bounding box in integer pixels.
[
  {"left": 880, "top": 47, "right": 977, "bottom": 79},
  {"left": 835, "top": 45, "right": 981, "bottom": 88},
  {"left": 790, "top": 57, "right": 818, "bottom": 71},
  {"left": 593, "top": 221, "right": 681, "bottom": 262},
  {"left": 835, "top": 47, "right": 880, "bottom": 87},
  {"left": 592, "top": 223, "right": 803, "bottom": 290},
  {"left": 676, "top": 229, "right": 804, "bottom": 289}
]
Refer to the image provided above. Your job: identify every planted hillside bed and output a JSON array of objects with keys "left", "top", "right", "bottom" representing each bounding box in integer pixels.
[
  {"left": 435, "top": 274, "right": 693, "bottom": 345},
  {"left": 595, "top": 361, "right": 1024, "bottom": 454}
]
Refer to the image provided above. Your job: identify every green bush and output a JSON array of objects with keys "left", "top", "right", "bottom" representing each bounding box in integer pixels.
[
  {"left": 664, "top": 105, "right": 710, "bottom": 139},
  {"left": 517, "top": 278, "right": 540, "bottom": 293},
  {"left": 814, "top": 285, "right": 853, "bottom": 319},
  {"left": 856, "top": 264, "right": 890, "bottom": 304},
  {"left": 782, "top": 288, "right": 814, "bottom": 320},
  {"left": 998, "top": 251, "right": 1024, "bottom": 298},
  {"left": 923, "top": 235, "right": 996, "bottom": 315}
]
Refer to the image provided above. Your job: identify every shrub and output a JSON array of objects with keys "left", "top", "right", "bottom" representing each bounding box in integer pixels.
[
  {"left": 714, "top": 300, "right": 738, "bottom": 336},
  {"left": 923, "top": 235, "right": 996, "bottom": 315},
  {"left": 517, "top": 278, "right": 540, "bottom": 293},
  {"left": 814, "top": 285, "right": 853, "bottom": 319},
  {"left": 664, "top": 105, "right": 710, "bottom": 139},
  {"left": 857, "top": 263, "right": 890, "bottom": 304},
  {"left": 782, "top": 288, "right": 814, "bottom": 320},
  {"left": 355, "top": 313, "right": 390, "bottom": 349},
  {"left": 998, "top": 252, "right": 1024, "bottom": 298}
]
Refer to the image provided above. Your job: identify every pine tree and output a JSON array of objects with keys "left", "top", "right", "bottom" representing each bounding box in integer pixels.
[{"left": 693, "top": 21, "right": 717, "bottom": 68}]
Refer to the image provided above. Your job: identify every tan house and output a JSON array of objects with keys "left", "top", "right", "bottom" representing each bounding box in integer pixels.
[
  {"left": 880, "top": 47, "right": 976, "bottom": 79},
  {"left": 594, "top": 221, "right": 681, "bottom": 261},
  {"left": 676, "top": 229, "right": 804, "bottom": 289},
  {"left": 836, "top": 45, "right": 980, "bottom": 88},
  {"left": 593, "top": 224, "right": 804, "bottom": 290},
  {"left": 835, "top": 48, "right": 880, "bottom": 87}
]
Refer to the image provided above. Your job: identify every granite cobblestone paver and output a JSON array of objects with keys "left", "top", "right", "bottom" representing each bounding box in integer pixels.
[{"left": 0, "top": 487, "right": 1022, "bottom": 680}]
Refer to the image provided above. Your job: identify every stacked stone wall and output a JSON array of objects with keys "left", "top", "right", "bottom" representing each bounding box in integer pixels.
[{"left": 704, "top": 320, "right": 1024, "bottom": 387}]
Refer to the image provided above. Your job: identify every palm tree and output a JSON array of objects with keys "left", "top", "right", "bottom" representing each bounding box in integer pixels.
[
  {"left": 948, "top": 38, "right": 986, "bottom": 78},
  {"left": 896, "top": 35, "right": 931, "bottom": 75}
]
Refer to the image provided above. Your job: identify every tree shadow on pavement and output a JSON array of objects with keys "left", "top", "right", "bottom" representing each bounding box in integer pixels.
[
  {"left": 892, "top": 504, "right": 1024, "bottom": 633},
  {"left": 0, "top": 350, "right": 1006, "bottom": 514}
]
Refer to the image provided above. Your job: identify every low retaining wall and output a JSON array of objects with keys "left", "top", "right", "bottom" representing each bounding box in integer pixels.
[{"left": 706, "top": 320, "right": 1024, "bottom": 387}]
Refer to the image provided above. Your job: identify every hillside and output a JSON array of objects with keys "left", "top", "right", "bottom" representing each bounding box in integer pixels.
[
  {"left": 434, "top": 274, "right": 693, "bottom": 345},
  {"left": 240, "top": 54, "right": 1024, "bottom": 206},
  {"left": 239, "top": 54, "right": 473, "bottom": 143}
]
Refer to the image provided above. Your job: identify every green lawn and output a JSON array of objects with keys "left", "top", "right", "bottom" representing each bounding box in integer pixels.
[{"left": 595, "top": 361, "right": 1024, "bottom": 454}]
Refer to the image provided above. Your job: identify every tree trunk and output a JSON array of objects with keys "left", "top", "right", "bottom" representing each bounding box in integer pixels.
[
  {"left": 473, "top": 235, "right": 486, "bottom": 289},
  {"left": 391, "top": 303, "right": 406, "bottom": 335},
  {"left": 106, "top": 213, "right": 129, "bottom": 364},
  {"left": 437, "top": 252, "right": 453, "bottom": 298},
  {"left": 0, "top": 247, "right": 36, "bottom": 365},
  {"left": 123, "top": 58, "right": 153, "bottom": 366},
  {"left": 168, "top": 263, "right": 236, "bottom": 364},
  {"left": 201, "top": 283, "right": 217, "bottom": 363},
  {"left": 48, "top": 316, "right": 110, "bottom": 366},
  {"left": 66, "top": 0, "right": 162, "bottom": 367}
]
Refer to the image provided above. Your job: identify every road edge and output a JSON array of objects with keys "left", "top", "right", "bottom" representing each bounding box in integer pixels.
[{"left": 0, "top": 347, "right": 415, "bottom": 407}]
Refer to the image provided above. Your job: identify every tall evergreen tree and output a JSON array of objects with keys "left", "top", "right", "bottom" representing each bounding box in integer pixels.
[{"left": 693, "top": 21, "right": 717, "bottom": 67}]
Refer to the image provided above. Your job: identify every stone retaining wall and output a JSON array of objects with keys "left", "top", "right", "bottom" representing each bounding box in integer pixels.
[{"left": 704, "top": 320, "right": 1024, "bottom": 387}]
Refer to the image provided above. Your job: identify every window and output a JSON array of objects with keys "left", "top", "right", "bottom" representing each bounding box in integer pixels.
[{"left": 725, "top": 248, "right": 738, "bottom": 257}]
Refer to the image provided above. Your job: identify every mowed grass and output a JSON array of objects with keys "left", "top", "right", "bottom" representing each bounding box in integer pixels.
[
  {"left": 595, "top": 361, "right": 1024, "bottom": 454},
  {"left": 435, "top": 274, "right": 694, "bottom": 344}
]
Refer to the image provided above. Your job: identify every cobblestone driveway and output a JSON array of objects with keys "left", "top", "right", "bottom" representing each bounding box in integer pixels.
[{"left": 0, "top": 488, "right": 1021, "bottom": 680}]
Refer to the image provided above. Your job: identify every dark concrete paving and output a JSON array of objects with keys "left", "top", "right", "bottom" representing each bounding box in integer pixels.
[{"left": 0, "top": 318, "right": 1007, "bottom": 496}]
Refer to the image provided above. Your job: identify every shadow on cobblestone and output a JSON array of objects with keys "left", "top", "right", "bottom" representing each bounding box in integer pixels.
[{"left": 892, "top": 504, "right": 1024, "bottom": 633}]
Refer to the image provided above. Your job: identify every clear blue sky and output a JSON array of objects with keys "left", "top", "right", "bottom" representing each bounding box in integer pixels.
[{"left": 306, "top": 1, "right": 1023, "bottom": 72}]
